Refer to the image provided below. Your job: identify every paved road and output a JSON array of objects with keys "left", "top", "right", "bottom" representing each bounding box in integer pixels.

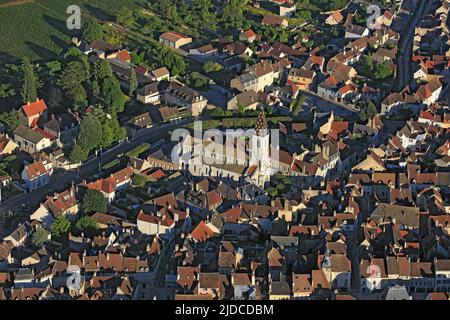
[
  {"left": 0, "top": 119, "right": 192, "bottom": 236},
  {"left": 394, "top": 0, "right": 429, "bottom": 92}
]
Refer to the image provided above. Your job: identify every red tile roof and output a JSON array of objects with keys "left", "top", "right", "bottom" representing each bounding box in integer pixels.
[
  {"left": 190, "top": 221, "right": 214, "bottom": 242},
  {"left": 21, "top": 99, "right": 47, "bottom": 118},
  {"left": 25, "top": 160, "right": 48, "bottom": 179}
]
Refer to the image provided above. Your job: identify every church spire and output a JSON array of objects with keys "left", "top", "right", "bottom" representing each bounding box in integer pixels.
[{"left": 255, "top": 107, "right": 268, "bottom": 136}]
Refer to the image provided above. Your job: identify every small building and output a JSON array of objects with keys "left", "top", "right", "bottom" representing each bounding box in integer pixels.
[
  {"left": 14, "top": 126, "right": 53, "bottom": 154},
  {"left": 150, "top": 67, "right": 170, "bottom": 82},
  {"left": 159, "top": 31, "right": 192, "bottom": 49},
  {"left": 239, "top": 29, "right": 257, "bottom": 43},
  {"left": 19, "top": 99, "right": 48, "bottom": 128},
  {"left": 262, "top": 15, "right": 288, "bottom": 28},
  {"left": 22, "top": 159, "right": 53, "bottom": 191}
]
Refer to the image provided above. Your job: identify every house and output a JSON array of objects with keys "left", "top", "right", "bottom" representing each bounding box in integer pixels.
[
  {"left": 137, "top": 82, "right": 161, "bottom": 104},
  {"left": 21, "top": 159, "right": 53, "bottom": 191},
  {"left": 159, "top": 31, "right": 192, "bottom": 49},
  {"left": 0, "top": 136, "right": 18, "bottom": 156},
  {"left": 278, "top": 3, "right": 296, "bottom": 17},
  {"left": 137, "top": 211, "right": 175, "bottom": 237},
  {"left": 231, "top": 60, "right": 279, "bottom": 93},
  {"left": 227, "top": 90, "right": 260, "bottom": 111},
  {"left": 287, "top": 68, "right": 316, "bottom": 90},
  {"left": 116, "top": 49, "right": 131, "bottom": 63},
  {"left": 324, "top": 254, "right": 351, "bottom": 290},
  {"left": 90, "top": 40, "right": 121, "bottom": 59},
  {"left": 326, "top": 11, "right": 344, "bottom": 25},
  {"left": 262, "top": 15, "right": 288, "bottom": 28},
  {"left": 160, "top": 81, "right": 208, "bottom": 117},
  {"left": 42, "top": 111, "right": 80, "bottom": 147},
  {"left": 239, "top": 29, "right": 257, "bottom": 43},
  {"left": 224, "top": 41, "right": 253, "bottom": 58},
  {"left": 19, "top": 99, "right": 48, "bottom": 128},
  {"left": 150, "top": 67, "right": 170, "bottom": 82},
  {"left": 4, "top": 222, "right": 32, "bottom": 247},
  {"left": 345, "top": 24, "right": 370, "bottom": 39},
  {"left": 127, "top": 112, "right": 153, "bottom": 131},
  {"left": 13, "top": 126, "right": 53, "bottom": 154},
  {"left": 189, "top": 44, "right": 218, "bottom": 60},
  {"left": 86, "top": 167, "right": 133, "bottom": 202},
  {"left": 30, "top": 187, "right": 78, "bottom": 226},
  {"left": 415, "top": 79, "right": 443, "bottom": 105}
]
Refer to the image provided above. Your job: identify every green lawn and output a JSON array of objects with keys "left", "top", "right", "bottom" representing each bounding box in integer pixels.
[{"left": 0, "top": 0, "right": 142, "bottom": 63}]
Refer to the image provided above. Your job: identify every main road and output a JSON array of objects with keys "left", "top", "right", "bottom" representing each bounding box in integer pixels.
[
  {"left": 0, "top": 118, "right": 192, "bottom": 236},
  {"left": 393, "top": 0, "right": 429, "bottom": 92}
]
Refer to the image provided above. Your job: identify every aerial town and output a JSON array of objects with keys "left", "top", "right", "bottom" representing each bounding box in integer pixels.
[{"left": 0, "top": 0, "right": 449, "bottom": 301}]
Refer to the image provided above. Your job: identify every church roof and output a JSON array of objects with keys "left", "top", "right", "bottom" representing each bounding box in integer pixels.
[{"left": 255, "top": 109, "right": 268, "bottom": 136}]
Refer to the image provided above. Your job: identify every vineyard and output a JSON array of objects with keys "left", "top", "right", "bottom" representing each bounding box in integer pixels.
[{"left": 0, "top": 0, "right": 142, "bottom": 63}]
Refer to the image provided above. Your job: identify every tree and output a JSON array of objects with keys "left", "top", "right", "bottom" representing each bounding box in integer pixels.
[
  {"left": 132, "top": 174, "right": 147, "bottom": 187},
  {"left": 129, "top": 67, "right": 138, "bottom": 97},
  {"left": 20, "top": 58, "right": 40, "bottom": 103},
  {"left": 50, "top": 215, "right": 71, "bottom": 238},
  {"left": 186, "top": 72, "right": 208, "bottom": 89},
  {"left": 374, "top": 61, "right": 393, "bottom": 80},
  {"left": 75, "top": 215, "right": 99, "bottom": 232},
  {"left": 222, "top": 0, "right": 244, "bottom": 29},
  {"left": 82, "top": 20, "right": 104, "bottom": 43},
  {"left": 101, "top": 76, "right": 125, "bottom": 113},
  {"left": 89, "top": 107, "right": 126, "bottom": 148},
  {"left": 358, "top": 99, "right": 377, "bottom": 123},
  {"left": 0, "top": 109, "right": 20, "bottom": 130},
  {"left": 116, "top": 7, "right": 135, "bottom": 28},
  {"left": 32, "top": 226, "right": 48, "bottom": 247},
  {"left": 59, "top": 60, "right": 88, "bottom": 107},
  {"left": 69, "top": 143, "right": 88, "bottom": 163},
  {"left": 82, "top": 189, "right": 107, "bottom": 214},
  {"left": 203, "top": 61, "right": 223, "bottom": 73},
  {"left": 78, "top": 114, "right": 102, "bottom": 152},
  {"left": 0, "top": 84, "right": 15, "bottom": 98},
  {"left": 65, "top": 47, "right": 83, "bottom": 60}
]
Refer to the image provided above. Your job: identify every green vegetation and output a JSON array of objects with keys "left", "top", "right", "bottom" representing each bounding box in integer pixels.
[
  {"left": 357, "top": 99, "right": 377, "bottom": 123},
  {"left": 186, "top": 72, "right": 209, "bottom": 89},
  {"left": 102, "top": 158, "right": 121, "bottom": 170},
  {"left": 82, "top": 189, "right": 107, "bottom": 214},
  {"left": 0, "top": 84, "right": 15, "bottom": 98},
  {"left": 75, "top": 215, "right": 99, "bottom": 232},
  {"left": 0, "top": 109, "right": 20, "bottom": 130},
  {"left": 126, "top": 143, "right": 151, "bottom": 158},
  {"left": 0, "top": 154, "right": 23, "bottom": 175},
  {"left": 203, "top": 61, "right": 223, "bottom": 74},
  {"left": 69, "top": 144, "right": 88, "bottom": 163},
  {"left": 50, "top": 215, "right": 72, "bottom": 238},
  {"left": 32, "top": 226, "right": 49, "bottom": 247},
  {"left": 0, "top": 0, "right": 142, "bottom": 62},
  {"left": 358, "top": 53, "right": 394, "bottom": 80},
  {"left": 78, "top": 114, "right": 103, "bottom": 153},
  {"left": 132, "top": 174, "right": 147, "bottom": 187},
  {"left": 20, "top": 58, "right": 41, "bottom": 103}
]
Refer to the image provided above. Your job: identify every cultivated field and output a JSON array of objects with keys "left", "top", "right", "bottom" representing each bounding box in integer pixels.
[{"left": 0, "top": 0, "right": 142, "bottom": 63}]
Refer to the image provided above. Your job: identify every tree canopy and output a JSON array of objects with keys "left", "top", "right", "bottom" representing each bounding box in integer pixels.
[
  {"left": 20, "top": 58, "right": 40, "bottom": 103},
  {"left": 82, "top": 189, "right": 107, "bottom": 214}
]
